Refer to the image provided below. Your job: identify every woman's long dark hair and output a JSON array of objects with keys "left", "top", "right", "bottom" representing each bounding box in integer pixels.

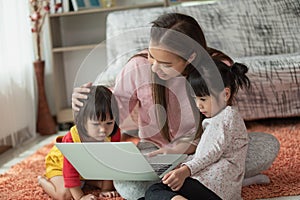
[
  {"left": 149, "top": 13, "right": 233, "bottom": 142},
  {"left": 73, "top": 85, "right": 119, "bottom": 142}
]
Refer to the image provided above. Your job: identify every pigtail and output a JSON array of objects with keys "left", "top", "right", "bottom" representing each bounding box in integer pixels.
[{"left": 230, "top": 62, "right": 251, "bottom": 93}]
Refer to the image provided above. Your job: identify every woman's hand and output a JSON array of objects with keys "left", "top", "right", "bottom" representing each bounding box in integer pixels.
[
  {"left": 99, "top": 190, "right": 120, "bottom": 198},
  {"left": 72, "top": 82, "right": 92, "bottom": 111},
  {"left": 147, "top": 142, "right": 196, "bottom": 157},
  {"left": 161, "top": 165, "right": 191, "bottom": 191},
  {"left": 147, "top": 147, "right": 175, "bottom": 157}
]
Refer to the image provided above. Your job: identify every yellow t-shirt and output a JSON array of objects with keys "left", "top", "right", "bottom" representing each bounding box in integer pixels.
[
  {"left": 44, "top": 126, "right": 82, "bottom": 178},
  {"left": 45, "top": 125, "right": 112, "bottom": 178}
]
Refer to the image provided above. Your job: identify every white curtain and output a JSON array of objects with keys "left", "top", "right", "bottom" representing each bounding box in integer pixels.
[{"left": 0, "top": 1, "right": 36, "bottom": 146}]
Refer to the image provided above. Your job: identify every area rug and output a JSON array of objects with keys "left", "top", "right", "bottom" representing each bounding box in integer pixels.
[
  {"left": 0, "top": 118, "right": 299, "bottom": 200},
  {"left": 242, "top": 118, "right": 300, "bottom": 199}
]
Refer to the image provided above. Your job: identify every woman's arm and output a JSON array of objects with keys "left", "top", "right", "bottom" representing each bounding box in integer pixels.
[
  {"left": 176, "top": 142, "right": 197, "bottom": 155},
  {"left": 114, "top": 56, "right": 147, "bottom": 131},
  {"left": 147, "top": 141, "right": 197, "bottom": 157}
]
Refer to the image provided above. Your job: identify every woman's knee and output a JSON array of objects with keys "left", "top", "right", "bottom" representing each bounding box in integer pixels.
[
  {"left": 145, "top": 182, "right": 166, "bottom": 194},
  {"left": 145, "top": 183, "right": 176, "bottom": 200},
  {"left": 114, "top": 180, "right": 156, "bottom": 200},
  {"left": 245, "top": 132, "right": 280, "bottom": 177}
]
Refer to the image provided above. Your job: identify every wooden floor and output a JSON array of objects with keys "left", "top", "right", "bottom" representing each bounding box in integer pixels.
[{"left": 0, "top": 145, "right": 12, "bottom": 155}]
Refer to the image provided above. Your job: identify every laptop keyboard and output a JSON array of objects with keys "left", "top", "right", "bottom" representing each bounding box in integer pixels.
[{"left": 150, "top": 163, "right": 172, "bottom": 176}]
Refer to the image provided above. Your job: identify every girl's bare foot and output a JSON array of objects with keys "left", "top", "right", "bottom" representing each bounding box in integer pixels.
[{"left": 37, "top": 175, "right": 47, "bottom": 186}]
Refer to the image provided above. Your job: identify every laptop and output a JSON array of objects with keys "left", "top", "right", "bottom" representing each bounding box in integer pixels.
[{"left": 55, "top": 142, "right": 187, "bottom": 181}]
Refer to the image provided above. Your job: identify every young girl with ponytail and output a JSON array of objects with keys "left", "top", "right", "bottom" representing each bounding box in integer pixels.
[{"left": 143, "top": 59, "right": 251, "bottom": 200}]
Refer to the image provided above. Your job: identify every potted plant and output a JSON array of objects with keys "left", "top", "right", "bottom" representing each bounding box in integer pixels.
[{"left": 29, "top": 0, "right": 61, "bottom": 135}]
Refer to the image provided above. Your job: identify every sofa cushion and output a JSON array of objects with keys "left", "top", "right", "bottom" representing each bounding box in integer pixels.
[
  {"left": 105, "top": 0, "right": 300, "bottom": 62},
  {"left": 172, "top": 0, "right": 300, "bottom": 57},
  {"left": 235, "top": 53, "right": 300, "bottom": 120},
  {"left": 218, "top": 0, "right": 300, "bottom": 57}
]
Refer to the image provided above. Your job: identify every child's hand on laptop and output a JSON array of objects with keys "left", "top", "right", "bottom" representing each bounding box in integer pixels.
[{"left": 161, "top": 165, "right": 191, "bottom": 191}]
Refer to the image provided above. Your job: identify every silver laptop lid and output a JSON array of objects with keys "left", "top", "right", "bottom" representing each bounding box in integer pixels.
[{"left": 56, "top": 142, "right": 187, "bottom": 181}]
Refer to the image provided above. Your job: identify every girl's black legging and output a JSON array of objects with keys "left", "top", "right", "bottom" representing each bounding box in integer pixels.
[{"left": 144, "top": 177, "right": 222, "bottom": 200}]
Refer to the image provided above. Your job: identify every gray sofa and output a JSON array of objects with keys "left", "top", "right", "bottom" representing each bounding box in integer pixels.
[{"left": 102, "top": 0, "right": 300, "bottom": 120}]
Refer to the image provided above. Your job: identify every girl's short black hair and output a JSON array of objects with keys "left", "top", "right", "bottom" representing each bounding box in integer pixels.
[{"left": 74, "top": 85, "right": 119, "bottom": 142}]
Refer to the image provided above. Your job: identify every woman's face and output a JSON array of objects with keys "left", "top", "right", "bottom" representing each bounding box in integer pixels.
[{"left": 148, "top": 47, "right": 188, "bottom": 80}]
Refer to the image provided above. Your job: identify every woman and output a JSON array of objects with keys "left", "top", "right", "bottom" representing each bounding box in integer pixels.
[{"left": 72, "top": 13, "right": 278, "bottom": 199}]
